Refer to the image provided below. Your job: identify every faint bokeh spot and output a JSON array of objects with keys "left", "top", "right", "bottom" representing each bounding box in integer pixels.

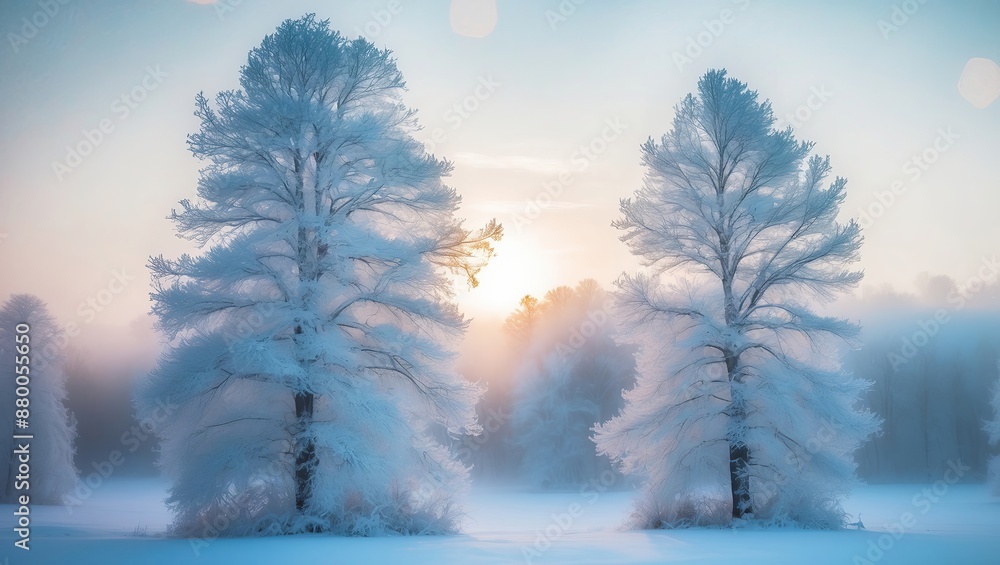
[
  {"left": 450, "top": 0, "right": 497, "bottom": 38},
  {"left": 958, "top": 58, "right": 1000, "bottom": 109}
]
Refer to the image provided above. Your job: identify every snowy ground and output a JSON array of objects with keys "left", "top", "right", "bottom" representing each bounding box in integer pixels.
[{"left": 2, "top": 479, "right": 998, "bottom": 564}]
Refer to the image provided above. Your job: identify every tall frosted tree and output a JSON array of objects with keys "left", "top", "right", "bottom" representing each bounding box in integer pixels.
[
  {"left": 0, "top": 294, "right": 78, "bottom": 504},
  {"left": 139, "top": 16, "right": 501, "bottom": 536},
  {"left": 594, "top": 69, "right": 879, "bottom": 528}
]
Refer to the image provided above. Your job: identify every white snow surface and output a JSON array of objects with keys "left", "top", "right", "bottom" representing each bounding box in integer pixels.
[{"left": 2, "top": 479, "right": 998, "bottom": 564}]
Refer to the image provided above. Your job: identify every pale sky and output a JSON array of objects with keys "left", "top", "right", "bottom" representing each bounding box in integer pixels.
[{"left": 1, "top": 0, "right": 999, "bottom": 339}]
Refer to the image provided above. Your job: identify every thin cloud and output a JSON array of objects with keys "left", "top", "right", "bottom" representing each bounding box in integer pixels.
[
  {"left": 469, "top": 200, "right": 594, "bottom": 214},
  {"left": 452, "top": 152, "right": 567, "bottom": 174}
]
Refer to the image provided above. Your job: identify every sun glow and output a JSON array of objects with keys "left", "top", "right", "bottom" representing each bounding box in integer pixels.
[{"left": 456, "top": 233, "right": 559, "bottom": 319}]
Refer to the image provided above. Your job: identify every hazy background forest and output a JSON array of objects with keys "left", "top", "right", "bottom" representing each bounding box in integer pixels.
[{"left": 54, "top": 273, "right": 1000, "bottom": 485}]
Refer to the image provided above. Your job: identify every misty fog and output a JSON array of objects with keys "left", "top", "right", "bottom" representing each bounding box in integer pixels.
[{"left": 54, "top": 273, "right": 1000, "bottom": 487}]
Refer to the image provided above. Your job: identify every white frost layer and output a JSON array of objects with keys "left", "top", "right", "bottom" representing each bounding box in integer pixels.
[{"left": 2, "top": 479, "right": 998, "bottom": 564}]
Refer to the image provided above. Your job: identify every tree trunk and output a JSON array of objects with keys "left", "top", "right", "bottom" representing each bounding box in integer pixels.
[
  {"left": 291, "top": 152, "right": 319, "bottom": 514},
  {"left": 294, "top": 389, "right": 315, "bottom": 511},
  {"left": 729, "top": 440, "right": 751, "bottom": 518},
  {"left": 725, "top": 350, "right": 753, "bottom": 519},
  {"left": 293, "top": 319, "right": 316, "bottom": 513}
]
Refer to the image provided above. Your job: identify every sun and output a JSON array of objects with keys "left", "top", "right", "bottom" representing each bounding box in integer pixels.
[{"left": 455, "top": 234, "right": 558, "bottom": 319}]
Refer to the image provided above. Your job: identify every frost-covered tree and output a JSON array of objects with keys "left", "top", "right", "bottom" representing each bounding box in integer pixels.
[
  {"left": 139, "top": 15, "right": 501, "bottom": 536},
  {"left": 986, "top": 365, "right": 1000, "bottom": 494},
  {"left": 507, "top": 281, "right": 635, "bottom": 489},
  {"left": 0, "top": 294, "right": 78, "bottom": 503},
  {"left": 594, "top": 69, "right": 879, "bottom": 528},
  {"left": 503, "top": 294, "right": 541, "bottom": 343}
]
